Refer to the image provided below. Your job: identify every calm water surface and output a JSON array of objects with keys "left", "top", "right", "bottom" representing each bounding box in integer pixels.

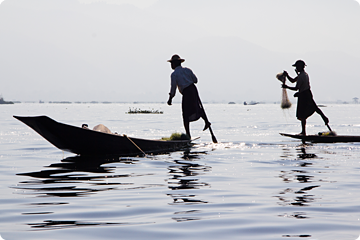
[{"left": 1, "top": 103, "right": 360, "bottom": 240}]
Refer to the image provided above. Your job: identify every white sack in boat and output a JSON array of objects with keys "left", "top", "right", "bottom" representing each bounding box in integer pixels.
[{"left": 93, "top": 124, "right": 112, "bottom": 134}]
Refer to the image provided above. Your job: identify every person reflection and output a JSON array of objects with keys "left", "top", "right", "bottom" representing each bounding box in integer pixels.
[
  {"left": 167, "top": 151, "right": 210, "bottom": 222},
  {"left": 276, "top": 147, "right": 320, "bottom": 218},
  {"left": 297, "top": 147, "right": 317, "bottom": 159},
  {"left": 167, "top": 151, "right": 210, "bottom": 204}
]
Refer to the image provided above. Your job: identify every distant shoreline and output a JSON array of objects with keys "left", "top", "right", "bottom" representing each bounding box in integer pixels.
[{"left": 4, "top": 101, "right": 359, "bottom": 105}]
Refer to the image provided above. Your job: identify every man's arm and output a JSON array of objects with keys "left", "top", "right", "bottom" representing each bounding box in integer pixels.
[
  {"left": 284, "top": 71, "right": 297, "bottom": 83},
  {"left": 168, "top": 74, "right": 176, "bottom": 105},
  {"left": 167, "top": 93, "right": 173, "bottom": 105},
  {"left": 282, "top": 84, "right": 298, "bottom": 91}
]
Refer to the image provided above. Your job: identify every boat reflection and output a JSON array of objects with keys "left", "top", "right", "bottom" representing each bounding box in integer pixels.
[
  {"left": 15, "top": 155, "right": 139, "bottom": 198},
  {"left": 276, "top": 148, "right": 321, "bottom": 219},
  {"left": 28, "top": 220, "right": 121, "bottom": 229},
  {"left": 14, "top": 155, "right": 150, "bottom": 229}
]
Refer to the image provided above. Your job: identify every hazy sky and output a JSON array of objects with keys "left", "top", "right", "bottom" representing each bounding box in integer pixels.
[{"left": 1, "top": 0, "right": 360, "bottom": 103}]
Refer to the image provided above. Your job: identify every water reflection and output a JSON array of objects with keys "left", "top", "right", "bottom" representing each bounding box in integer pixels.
[
  {"left": 14, "top": 151, "right": 211, "bottom": 228},
  {"left": 15, "top": 155, "right": 138, "bottom": 198},
  {"left": 167, "top": 151, "right": 211, "bottom": 222},
  {"left": 297, "top": 148, "right": 317, "bottom": 160},
  {"left": 282, "top": 234, "right": 312, "bottom": 238},
  {"left": 276, "top": 147, "right": 321, "bottom": 221},
  {"left": 27, "top": 219, "right": 151, "bottom": 230},
  {"left": 28, "top": 220, "right": 121, "bottom": 229},
  {"left": 13, "top": 155, "right": 154, "bottom": 230},
  {"left": 168, "top": 158, "right": 211, "bottom": 191}
]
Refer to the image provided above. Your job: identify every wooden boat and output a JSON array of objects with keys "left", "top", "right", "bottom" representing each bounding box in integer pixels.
[
  {"left": 14, "top": 115, "right": 193, "bottom": 156},
  {"left": 280, "top": 133, "right": 360, "bottom": 143}
]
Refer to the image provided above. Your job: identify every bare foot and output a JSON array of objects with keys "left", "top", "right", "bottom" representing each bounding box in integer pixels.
[
  {"left": 203, "top": 122, "right": 211, "bottom": 131},
  {"left": 322, "top": 116, "right": 329, "bottom": 125}
]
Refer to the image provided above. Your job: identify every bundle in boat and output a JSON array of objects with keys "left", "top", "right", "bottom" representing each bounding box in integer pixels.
[
  {"left": 318, "top": 131, "right": 337, "bottom": 136},
  {"left": 161, "top": 132, "right": 190, "bottom": 141},
  {"left": 276, "top": 72, "right": 292, "bottom": 109}
]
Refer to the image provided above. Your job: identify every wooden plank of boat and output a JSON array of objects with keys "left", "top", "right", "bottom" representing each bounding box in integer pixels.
[
  {"left": 280, "top": 133, "right": 360, "bottom": 143},
  {"left": 14, "top": 115, "right": 193, "bottom": 156}
]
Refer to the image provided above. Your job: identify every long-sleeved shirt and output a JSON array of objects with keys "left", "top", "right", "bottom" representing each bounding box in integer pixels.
[{"left": 169, "top": 66, "right": 198, "bottom": 97}]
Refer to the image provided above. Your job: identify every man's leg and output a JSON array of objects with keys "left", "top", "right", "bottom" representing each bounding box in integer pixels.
[
  {"left": 315, "top": 107, "right": 329, "bottom": 125},
  {"left": 301, "top": 119, "right": 306, "bottom": 135},
  {"left": 201, "top": 110, "right": 211, "bottom": 131},
  {"left": 184, "top": 119, "right": 191, "bottom": 139}
]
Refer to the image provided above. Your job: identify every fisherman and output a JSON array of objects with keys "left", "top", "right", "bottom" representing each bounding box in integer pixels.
[
  {"left": 167, "top": 54, "right": 211, "bottom": 139},
  {"left": 282, "top": 60, "right": 329, "bottom": 135}
]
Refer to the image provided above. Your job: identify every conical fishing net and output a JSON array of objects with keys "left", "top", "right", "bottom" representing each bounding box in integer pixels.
[
  {"left": 276, "top": 72, "right": 292, "bottom": 109},
  {"left": 281, "top": 88, "right": 292, "bottom": 109}
]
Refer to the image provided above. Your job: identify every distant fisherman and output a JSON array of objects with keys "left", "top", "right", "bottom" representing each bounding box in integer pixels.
[
  {"left": 167, "top": 54, "right": 211, "bottom": 139},
  {"left": 282, "top": 60, "right": 329, "bottom": 135}
]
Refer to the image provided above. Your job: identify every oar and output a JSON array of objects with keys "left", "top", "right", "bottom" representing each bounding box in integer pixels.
[
  {"left": 198, "top": 97, "right": 218, "bottom": 143},
  {"left": 208, "top": 126, "right": 218, "bottom": 143},
  {"left": 326, "top": 124, "right": 337, "bottom": 135},
  {"left": 320, "top": 112, "right": 335, "bottom": 135}
]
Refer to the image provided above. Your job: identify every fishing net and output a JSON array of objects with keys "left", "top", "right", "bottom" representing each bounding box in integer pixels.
[{"left": 276, "top": 72, "right": 292, "bottom": 109}]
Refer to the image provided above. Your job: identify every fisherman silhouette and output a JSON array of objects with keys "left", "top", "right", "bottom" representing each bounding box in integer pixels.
[
  {"left": 167, "top": 54, "right": 211, "bottom": 139},
  {"left": 282, "top": 60, "right": 329, "bottom": 135}
]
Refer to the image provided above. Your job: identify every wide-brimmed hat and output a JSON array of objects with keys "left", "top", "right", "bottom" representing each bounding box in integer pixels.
[
  {"left": 167, "top": 54, "right": 185, "bottom": 63},
  {"left": 292, "top": 60, "right": 306, "bottom": 67}
]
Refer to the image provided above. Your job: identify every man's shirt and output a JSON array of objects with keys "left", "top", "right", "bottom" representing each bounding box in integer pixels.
[
  {"left": 295, "top": 71, "right": 310, "bottom": 93},
  {"left": 169, "top": 66, "right": 198, "bottom": 97}
]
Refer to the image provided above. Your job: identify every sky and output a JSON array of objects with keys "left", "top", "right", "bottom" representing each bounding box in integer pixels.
[{"left": 1, "top": 0, "right": 360, "bottom": 103}]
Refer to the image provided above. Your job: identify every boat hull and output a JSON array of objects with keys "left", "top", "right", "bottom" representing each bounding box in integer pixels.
[
  {"left": 14, "top": 116, "right": 192, "bottom": 156},
  {"left": 280, "top": 133, "right": 360, "bottom": 143}
]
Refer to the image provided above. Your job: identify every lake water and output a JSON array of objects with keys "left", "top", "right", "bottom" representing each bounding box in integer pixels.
[{"left": 1, "top": 103, "right": 360, "bottom": 240}]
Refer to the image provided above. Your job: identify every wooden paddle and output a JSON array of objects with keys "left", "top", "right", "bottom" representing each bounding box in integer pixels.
[
  {"left": 208, "top": 126, "right": 218, "bottom": 143},
  {"left": 320, "top": 113, "right": 335, "bottom": 135},
  {"left": 198, "top": 96, "right": 218, "bottom": 143}
]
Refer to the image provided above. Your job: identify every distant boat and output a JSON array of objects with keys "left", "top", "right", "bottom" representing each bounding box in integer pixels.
[
  {"left": 228, "top": 102, "right": 236, "bottom": 104},
  {"left": 243, "top": 101, "right": 258, "bottom": 106},
  {"left": 0, "top": 97, "right": 14, "bottom": 104}
]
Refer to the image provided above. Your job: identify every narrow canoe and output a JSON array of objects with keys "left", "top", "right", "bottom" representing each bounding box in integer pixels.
[
  {"left": 14, "top": 115, "right": 193, "bottom": 156},
  {"left": 280, "top": 133, "right": 360, "bottom": 143}
]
